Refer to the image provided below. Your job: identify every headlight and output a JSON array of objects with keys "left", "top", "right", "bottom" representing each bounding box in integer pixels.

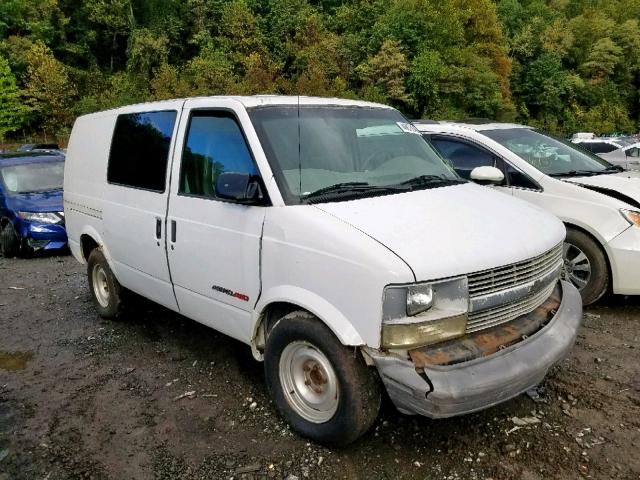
[
  {"left": 381, "top": 276, "right": 469, "bottom": 349},
  {"left": 18, "top": 211, "right": 61, "bottom": 224},
  {"left": 621, "top": 209, "right": 640, "bottom": 227},
  {"left": 406, "top": 284, "right": 433, "bottom": 316}
]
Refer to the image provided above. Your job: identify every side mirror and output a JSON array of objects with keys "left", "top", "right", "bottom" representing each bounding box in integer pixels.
[
  {"left": 216, "top": 172, "right": 263, "bottom": 204},
  {"left": 470, "top": 166, "right": 505, "bottom": 185}
]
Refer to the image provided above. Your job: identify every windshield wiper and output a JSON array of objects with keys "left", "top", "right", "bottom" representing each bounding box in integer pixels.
[
  {"left": 302, "top": 182, "right": 407, "bottom": 202},
  {"left": 395, "top": 174, "right": 465, "bottom": 189},
  {"left": 549, "top": 170, "right": 603, "bottom": 178},
  {"left": 551, "top": 165, "right": 624, "bottom": 177}
]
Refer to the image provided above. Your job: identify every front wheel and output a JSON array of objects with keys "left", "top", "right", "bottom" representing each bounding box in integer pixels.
[
  {"left": 562, "top": 228, "right": 609, "bottom": 305},
  {"left": 0, "top": 223, "right": 20, "bottom": 258},
  {"left": 264, "top": 311, "right": 381, "bottom": 446}
]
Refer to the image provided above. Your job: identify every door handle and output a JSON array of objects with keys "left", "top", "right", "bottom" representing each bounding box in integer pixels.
[
  {"left": 155, "top": 218, "right": 162, "bottom": 239},
  {"left": 170, "top": 220, "right": 177, "bottom": 243}
]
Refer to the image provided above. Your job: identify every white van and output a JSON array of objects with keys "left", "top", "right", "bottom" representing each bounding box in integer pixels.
[{"left": 64, "top": 96, "right": 582, "bottom": 445}]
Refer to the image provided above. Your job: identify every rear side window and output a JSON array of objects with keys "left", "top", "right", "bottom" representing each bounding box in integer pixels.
[
  {"left": 179, "top": 111, "right": 257, "bottom": 199},
  {"left": 582, "top": 142, "right": 617, "bottom": 154},
  {"left": 107, "top": 111, "right": 177, "bottom": 191},
  {"left": 627, "top": 147, "right": 640, "bottom": 158}
]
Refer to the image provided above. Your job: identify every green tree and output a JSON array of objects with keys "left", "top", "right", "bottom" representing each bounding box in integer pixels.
[
  {"left": 356, "top": 39, "right": 410, "bottom": 107},
  {"left": 23, "top": 41, "right": 77, "bottom": 136},
  {"left": 581, "top": 37, "right": 623, "bottom": 80},
  {"left": 0, "top": 55, "right": 28, "bottom": 141}
]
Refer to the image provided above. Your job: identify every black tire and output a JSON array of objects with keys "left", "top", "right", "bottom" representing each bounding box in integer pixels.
[
  {"left": 563, "top": 227, "right": 609, "bottom": 305},
  {"left": 264, "top": 311, "right": 381, "bottom": 446},
  {"left": 87, "top": 248, "right": 123, "bottom": 318},
  {"left": 0, "top": 223, "right": 20, "bottom": 258}
]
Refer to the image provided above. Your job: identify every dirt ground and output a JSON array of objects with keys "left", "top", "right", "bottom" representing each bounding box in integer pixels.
[{"left": 0, "top": 254, "right": 639, "bottom": 480}]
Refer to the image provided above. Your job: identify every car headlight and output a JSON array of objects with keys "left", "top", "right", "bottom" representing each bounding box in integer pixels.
[
  {"left": 381, "top": 276, "right": 469, "bottom": 349},
  {"left": 406, "top": 284, "right": 434, "bottom": 316},
  {"left": 621, "top": 209, "right": 640, "bottom": 227},
  {"left": 18, "top": 211, "right": 61, "bottom": 224}
]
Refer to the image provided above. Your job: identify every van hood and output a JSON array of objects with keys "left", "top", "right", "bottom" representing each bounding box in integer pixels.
[
  {"left": 564, "top": 171, "right": 640, "bottom": 209},
  {"left": 315, "top": 183, "right": 564, "bottom": 281},
  {"left": 5, "top": 189, "right": 64, "bottom": 213}
]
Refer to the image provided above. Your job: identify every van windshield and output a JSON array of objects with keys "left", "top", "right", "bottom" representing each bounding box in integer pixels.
[
  {"left": 249, "top": 106, "right": 462, "bottom": 204},
  {"left": 0, "top": 161, "right": 64, "bottom": 193}
]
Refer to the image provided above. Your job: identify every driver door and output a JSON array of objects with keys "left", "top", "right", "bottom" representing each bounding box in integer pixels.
[{"left": 166, "top": 101, "right": 267, "bottom": 343}]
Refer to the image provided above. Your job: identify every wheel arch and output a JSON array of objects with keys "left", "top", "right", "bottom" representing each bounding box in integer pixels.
[
  {"left": 563, "top": 221, "right": 613, "bottom": 292},
  {"left": 251, "top": 286, "right": 366, "bottom": 360},
  {"left": 77, "top": 227, "right": 117, "bottom": 273}
]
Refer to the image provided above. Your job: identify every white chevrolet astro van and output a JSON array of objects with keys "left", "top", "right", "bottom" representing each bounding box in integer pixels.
[{"left": 64, "top": 96, "right": 582, "bottom": 445}]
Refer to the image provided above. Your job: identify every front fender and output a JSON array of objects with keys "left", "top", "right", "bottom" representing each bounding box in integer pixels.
[{"left": 253, "top": 285, "right": 366, "bottom": 352}]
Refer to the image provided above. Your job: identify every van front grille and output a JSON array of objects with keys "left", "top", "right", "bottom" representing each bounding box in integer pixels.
[
  {"left": 466, "top": 281, "right": 557, "bottom": 333},
  {"left": 464, "top": 243, "right": 563, "bottom": 334},
  {"left": 468, "top": 243, "right": 563, "bottom": 297}
]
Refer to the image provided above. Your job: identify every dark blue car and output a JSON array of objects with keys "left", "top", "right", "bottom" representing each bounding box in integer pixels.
[{"left": 0, "top": 152, "right": 67, "bottom": 257}]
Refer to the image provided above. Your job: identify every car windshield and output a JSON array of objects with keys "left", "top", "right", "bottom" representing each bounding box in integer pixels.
[
  {"left": 249, "top": 106, "right": 462, "bottom": 203},
  {"left": 483, "top": 128, "right": 613, "bottom": 177},
  {"left": 0, "top": 161, "right": 64, "bottom": 193}
]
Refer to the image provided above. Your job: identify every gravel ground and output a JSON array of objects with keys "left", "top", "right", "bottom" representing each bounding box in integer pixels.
[{"left": 0, "top": 254, "right": 639, "bottom": 480}]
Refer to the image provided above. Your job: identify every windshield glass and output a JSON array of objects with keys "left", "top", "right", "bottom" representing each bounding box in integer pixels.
[
  {"left": 483, "top": 128, "right": 612, "bottom": 176},
  {"left": 0, "top": 161, "right": 64, "bottom": 193},
  {"left": 249, "top": 106, "right": 461, "bottom": 203}
]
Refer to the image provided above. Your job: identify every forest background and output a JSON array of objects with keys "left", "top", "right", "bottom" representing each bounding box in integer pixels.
[{"left": 1, "top": 0, "right": 640, "bottom": 144}]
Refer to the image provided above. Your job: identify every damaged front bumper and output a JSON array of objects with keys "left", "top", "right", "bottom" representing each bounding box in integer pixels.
[
  {"left": 19, "top": 222, "right": 68, "bottom": 251},
  {"left": 367, "top": 280, "right": 582, "bottom": 418}
]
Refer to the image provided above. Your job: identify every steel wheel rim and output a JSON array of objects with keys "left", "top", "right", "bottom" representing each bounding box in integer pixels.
[
  {"left": 562, "top": 242, "right": 592, "bottom": 291},
  {"left": 279, "top": 341, "right": 339, "bottom": 424},
  {"left": 92, "top": 265, "right": 110, "bottom": 308}
]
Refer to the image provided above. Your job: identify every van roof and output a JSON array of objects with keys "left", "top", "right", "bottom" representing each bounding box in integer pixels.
[{"left": 84, "top": 95, "right": 394, "bottom": 117}]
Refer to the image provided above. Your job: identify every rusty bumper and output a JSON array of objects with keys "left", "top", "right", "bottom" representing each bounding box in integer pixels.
[{"left": 367, "top": 280, "right": 582, "bottom": 418}]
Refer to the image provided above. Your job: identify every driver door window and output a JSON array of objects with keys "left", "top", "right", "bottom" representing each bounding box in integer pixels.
[
  {"left": 429, "top": 136, "right": 502, "bottom": 180},
  {"left": 180, "top": 112, "right": 258, "bottom": 201}
]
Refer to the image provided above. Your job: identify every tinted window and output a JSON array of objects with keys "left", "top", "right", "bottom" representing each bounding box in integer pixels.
[
  {"left": 107, "top": 111, "right": 177, "bottom": 191},
  {"left": 430, "top": 137, "right": 495, "bottom": 179},
  {"left": 505, "top": 164, "right": 539, "bottom": 190},
  {"left": 585, "top": 142, "right": 617, "bottom": 154},
  {"left": 626, "top": 147, "right": 640, "bottom": 158},
  {"left": 179, "top": 111, "right": 257, "bottom": 199},
  {"left": 577, "top": 142, "right": 597, "bottom": 153}
]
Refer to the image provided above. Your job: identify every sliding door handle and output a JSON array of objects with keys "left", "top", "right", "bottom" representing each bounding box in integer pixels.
[
  {"left": 170, "top": 220, "right": 177, "bottom": 243},
  {"left": 155, "top": 218, "right": 162, "bottom": 239}
]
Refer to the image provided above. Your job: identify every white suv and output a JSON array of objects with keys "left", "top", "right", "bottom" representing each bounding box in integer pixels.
[
  {"left": 64, "top": 97, "right": 582, "bottom": 445},
  {"left": 416, "top": 121, "right": 640, "bottom": 304}
]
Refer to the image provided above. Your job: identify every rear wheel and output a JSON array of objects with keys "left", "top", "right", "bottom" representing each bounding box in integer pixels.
[
  {"left": 0, "top": 223, "right": 20, "bottom": 258},
  {"left": 87, "top": 248, "right": 123, "bottom": 318},
  {"left": 264, "top": 311, "right": 381, "bottom": 446},
  {"left": 562, "top": 228, "right": 608, "bottom": 305}
]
